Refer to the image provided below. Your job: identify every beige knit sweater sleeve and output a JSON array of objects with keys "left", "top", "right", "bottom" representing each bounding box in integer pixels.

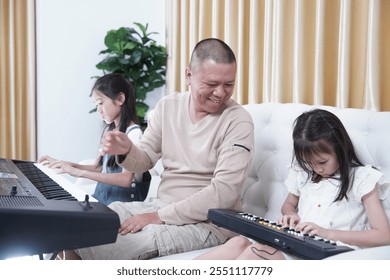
[{"left": 119, "top": 93, "right": 254, "bottom": 225}]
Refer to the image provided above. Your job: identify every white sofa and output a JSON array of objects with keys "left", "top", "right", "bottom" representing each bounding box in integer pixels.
[
  {"left": 76, "top": 102, "right": 390, "bottom": 259},
  {"left": 150, "top": 102, "right": 390, "bottom": 259}
]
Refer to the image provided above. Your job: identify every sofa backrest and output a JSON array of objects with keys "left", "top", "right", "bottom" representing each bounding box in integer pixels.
[{"left": 242, "top": 103, "right": 390, "bottom": 221}]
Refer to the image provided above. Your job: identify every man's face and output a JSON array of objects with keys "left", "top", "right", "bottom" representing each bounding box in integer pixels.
[{"left": 186, "top": 59, "right": 236, "bottom": 115}]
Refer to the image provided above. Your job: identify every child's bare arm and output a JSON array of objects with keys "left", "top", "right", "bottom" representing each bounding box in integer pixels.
[{"left": 277, "top": 193, "right": 300, "bottom": 228}]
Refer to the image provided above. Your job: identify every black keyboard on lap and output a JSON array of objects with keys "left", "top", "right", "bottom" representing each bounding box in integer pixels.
[{"left": 208, "top": 208, "right": 354, "bottom": 260}]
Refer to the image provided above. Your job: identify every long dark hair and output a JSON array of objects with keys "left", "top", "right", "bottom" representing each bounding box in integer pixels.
[
  {"left": 292, "top": 109, "right": 364, "bottom": 201},
  {"left": 91, "top": 73, "right": 139, "bottom": 168}
]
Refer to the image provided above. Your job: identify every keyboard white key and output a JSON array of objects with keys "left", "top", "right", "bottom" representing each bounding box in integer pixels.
[{"left": 34, "top": 163, "right": 97, "bottom": 202}]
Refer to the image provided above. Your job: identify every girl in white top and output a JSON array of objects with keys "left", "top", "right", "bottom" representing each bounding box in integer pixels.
[{"left": 196, "top": 109, "right": 390, "bottom": 260}]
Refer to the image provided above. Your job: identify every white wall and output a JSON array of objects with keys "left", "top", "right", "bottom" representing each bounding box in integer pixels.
[{"left": 36, "top": 0, "right": 166, "bottom": 164}]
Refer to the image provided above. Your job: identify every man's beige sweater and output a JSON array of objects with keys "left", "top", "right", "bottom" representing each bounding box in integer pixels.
[{"left": 119, "top": 92, "right": 254, "bottom": 242}]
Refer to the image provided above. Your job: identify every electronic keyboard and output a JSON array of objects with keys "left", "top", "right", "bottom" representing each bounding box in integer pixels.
[
  {"left": 208, "top": 208, "right": 354, "bottom": 260},
  {"left": 0, "top": 158, "right": 120, "bottom": 260}
]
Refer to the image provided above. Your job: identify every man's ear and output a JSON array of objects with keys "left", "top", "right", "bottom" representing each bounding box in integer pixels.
[{"left": 185, "top": 67, "right": 192, "bottom": 86}]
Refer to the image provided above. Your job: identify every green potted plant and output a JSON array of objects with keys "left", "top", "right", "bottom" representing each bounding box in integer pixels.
[{"left": 93, "top": 22, "right": 166, "bottom": 125}]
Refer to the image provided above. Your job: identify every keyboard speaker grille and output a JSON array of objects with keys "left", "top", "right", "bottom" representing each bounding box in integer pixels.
[{"left": 0, "top": 196, "right": 44, "bottom": 207}]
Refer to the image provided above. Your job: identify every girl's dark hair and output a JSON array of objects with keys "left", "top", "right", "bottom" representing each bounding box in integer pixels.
[
  {"left": 292, "top": 109, "right": 364, "bottom": 201},
  {"left": 91, "top": 73, "right": 139, "bottom": 168}
]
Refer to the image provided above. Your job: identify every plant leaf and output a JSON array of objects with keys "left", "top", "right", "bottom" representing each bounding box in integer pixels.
[{"left": 94, "top": 22, "right": 167, "bottom": 117}]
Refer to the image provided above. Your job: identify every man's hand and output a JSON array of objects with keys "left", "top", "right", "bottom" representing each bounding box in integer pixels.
[
  {"left": 119, "top": 212, "right": 164, "bottom": 235},
  {"left": 100, "top": 131, "right": 133, "bottom": 156}
]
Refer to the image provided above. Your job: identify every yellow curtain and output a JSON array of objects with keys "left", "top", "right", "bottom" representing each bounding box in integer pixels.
[
  {"left": 166, "top": 0, "right": 390, "bottom": 111},
  {"left": 0, "top": 0, "right": 36, "bottom": 160}
]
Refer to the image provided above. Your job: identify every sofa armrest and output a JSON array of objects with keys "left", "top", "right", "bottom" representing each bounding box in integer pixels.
[{"left": 144, "top": 174, "right": 159, "bottom": 202}]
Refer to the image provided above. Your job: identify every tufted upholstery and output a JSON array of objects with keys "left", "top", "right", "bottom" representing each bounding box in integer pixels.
[{"left": 153, "top": 102, "right": 390, "bottom": 259}]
